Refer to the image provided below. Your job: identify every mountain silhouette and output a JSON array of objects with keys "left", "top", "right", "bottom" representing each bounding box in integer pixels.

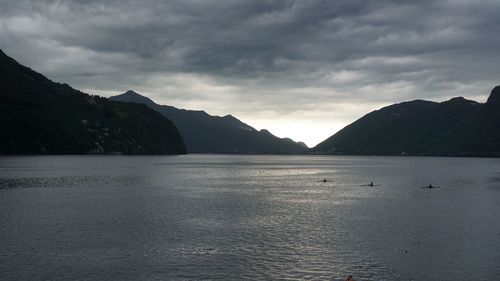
[
  {"left": 0, "top": 49, "right": 186, "bottom": 155},
  {"left": 312, "top": 87, "right": 500, "bottom": 157},
  {"left": 110, "top": 91, "right": 308, "bottom": 154}
]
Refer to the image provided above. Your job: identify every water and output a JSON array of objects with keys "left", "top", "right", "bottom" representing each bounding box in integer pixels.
[{"left": 0, "top": 155, "right": 499, "bottom": 280}]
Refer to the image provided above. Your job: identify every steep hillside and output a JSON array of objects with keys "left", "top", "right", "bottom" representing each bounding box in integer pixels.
[
  {"left": 0, "top": 49, "right": 186, "bottom": 155},
  {"left": 312, "top": 88, "right": 500, "bottom": 157}
]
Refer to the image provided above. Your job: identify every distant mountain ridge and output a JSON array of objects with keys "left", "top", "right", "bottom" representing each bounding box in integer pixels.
[
  {"left": 312, "top": 87, "right": 500, "bottom": 157},
  {"left": 0, "top": 49, "right": 186, "bottom": 155},
  {"left": 110, "top": 91, "right": 307, "bottom": 154}
]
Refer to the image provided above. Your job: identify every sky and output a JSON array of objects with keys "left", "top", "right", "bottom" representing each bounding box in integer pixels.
[{"left": 1, "top": 0, "right": 499, "bottom": 147}]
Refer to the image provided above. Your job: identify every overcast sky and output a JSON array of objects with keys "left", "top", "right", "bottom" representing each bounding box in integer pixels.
[{"left": 1, "top": 0, "right": 499, "bottom": 146}]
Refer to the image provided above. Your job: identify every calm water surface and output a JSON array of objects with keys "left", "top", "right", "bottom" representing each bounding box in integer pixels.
[{"left": 0, "top": 155, "right": 499, "bottom": 280}]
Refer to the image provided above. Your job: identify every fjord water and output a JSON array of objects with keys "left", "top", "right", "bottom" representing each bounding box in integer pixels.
[{"left": 0, "top": 155, "right": 499, "bottom": 280}]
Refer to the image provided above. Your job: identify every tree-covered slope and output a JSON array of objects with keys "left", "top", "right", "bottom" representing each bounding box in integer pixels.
[
  {"left": 0, "top": 49, "right": 186, "bottom": 155},
  {"left": 313, "top": 87, "right": 500, "bottom": 157}
]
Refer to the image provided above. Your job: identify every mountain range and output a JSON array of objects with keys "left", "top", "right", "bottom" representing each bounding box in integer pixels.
[
  {"left": 312, "top": 87, "right": 500, "bottom": 157},
  {"left": 2, "top": 48, "right": 500, "bottom": 157},
  {"left": 0, "top": 49, "right": 186, "bottom": 155},
  {"left": 110, "top": 91, "right": 307, "bottom": 154}
]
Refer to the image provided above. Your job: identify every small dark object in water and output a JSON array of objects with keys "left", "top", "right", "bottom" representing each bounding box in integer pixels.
[
  {"left": 322, "top": 179, "right": 327, "bottom": 183},
  {"left": 404, "top": 250, "right": 408, "bottom": 254},
  {"left": 361, "top": 181, "right": 380, "bottom": 187},
  {"left": 421, "top": 184, "right": 440, "bottom": 189}
]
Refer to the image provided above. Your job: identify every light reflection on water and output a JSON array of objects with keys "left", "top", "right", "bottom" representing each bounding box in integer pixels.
[{"left": 0, "top": 155, "right": 500, "bottom": 280}]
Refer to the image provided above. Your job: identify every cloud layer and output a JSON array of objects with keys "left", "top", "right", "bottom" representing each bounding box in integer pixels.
[{"left": 1, "top": 0, "right": 499, "bottom": 146}]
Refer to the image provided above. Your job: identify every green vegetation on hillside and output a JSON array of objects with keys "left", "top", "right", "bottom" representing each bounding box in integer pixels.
[{"left": 0, "top": 49, "right": 186, "bottom": 155}]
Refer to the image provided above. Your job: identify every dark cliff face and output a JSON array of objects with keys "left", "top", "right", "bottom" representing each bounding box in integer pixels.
[
  {"left": 313, "top": 86, "right": 500, "bottom": 157},
  {"left": 111, "top": 91, "right": 308, "bottom": 154},
  {"left": 467, "top": 86, "right": 500, "bottom": 155},
  {"left": 485, "top": 86, "right": 500, "bottom": 109},
  {"left": 0, "top": 49, "right": 186, "bottom": 155}
]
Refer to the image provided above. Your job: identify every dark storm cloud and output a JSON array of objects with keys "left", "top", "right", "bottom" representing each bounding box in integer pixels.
[{"left": 1, "top": 0, "right": 500, "bottom": 145}]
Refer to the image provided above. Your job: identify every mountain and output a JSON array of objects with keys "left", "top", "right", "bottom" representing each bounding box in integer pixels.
[
  {"left": 110, "top": 91, "right": 308, "bottom": 154},
  {"left": 312, "top": 87, "right": 500, "bottom": 157},
  {"left": 0, "top": 49, "right": 186, "bottom": 155},
  {"left": 468, "top": 86, "right": 500, "bottom": 155}
]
